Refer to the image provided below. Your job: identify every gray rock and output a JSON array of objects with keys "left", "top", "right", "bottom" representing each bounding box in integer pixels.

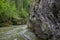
[{"left": 29, "top": 0, "right": 60, "bottom": 40}]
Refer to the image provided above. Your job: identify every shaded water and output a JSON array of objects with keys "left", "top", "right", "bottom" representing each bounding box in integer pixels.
[{"left": 0, "top": 25, "right": 37, "bottom": 40}]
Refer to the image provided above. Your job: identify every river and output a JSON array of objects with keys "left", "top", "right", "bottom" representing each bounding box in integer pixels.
[{"left": 0, "top": 25, "right": 38, "bottom": 40}]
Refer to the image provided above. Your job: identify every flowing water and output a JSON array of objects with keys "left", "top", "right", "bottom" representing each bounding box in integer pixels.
[{"left": 0, "top": 25, "right": 37, "bottom": 40}]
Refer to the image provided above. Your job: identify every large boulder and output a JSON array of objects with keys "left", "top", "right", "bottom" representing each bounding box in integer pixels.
[{"left": 29, "top": 0, "right": 60, "bottom": 40}]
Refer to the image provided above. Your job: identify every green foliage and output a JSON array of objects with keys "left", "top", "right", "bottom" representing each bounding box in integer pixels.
[
  {"left": 21, "top": 0, "right": 30, "bottom": 24},
  {"left": 16, "top": 0, "right": 30, "bottom": 18},
  {"left": 0, "top": 0, "right": 30, "bottom": 26},
  {"left": 0, "top": 0, "right": 19, "bottom": 18},
  {"left": 20, "top": 8, "right": 29, "bottom": 18},
  {"left": 15, "top": 0, "right": 30, "bottom": 24},
  {"left": 0, "top": 0, "right": 19, "bottom": 26}
]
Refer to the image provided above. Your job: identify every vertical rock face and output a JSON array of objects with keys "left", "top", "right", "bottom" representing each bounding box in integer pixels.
[{"left": 29, "top": 0, "right": 60, "bottom": 40}]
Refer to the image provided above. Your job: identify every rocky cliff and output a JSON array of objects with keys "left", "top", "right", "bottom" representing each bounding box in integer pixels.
[{"left": 29, "top": 0, "right": 60, "bottom": 40}]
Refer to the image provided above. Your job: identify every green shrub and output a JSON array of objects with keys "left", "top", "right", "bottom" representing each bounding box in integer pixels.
[{"left": 0, "top": 0, "right": 30, "bottom": 26}]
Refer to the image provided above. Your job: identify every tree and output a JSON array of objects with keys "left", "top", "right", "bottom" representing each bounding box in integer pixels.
[{"left": 29, "top": 0, "right": 60, "bottom": 40}]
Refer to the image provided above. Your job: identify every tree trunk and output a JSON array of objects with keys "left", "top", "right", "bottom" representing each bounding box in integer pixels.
[{"left": 29, "top": 0, "right": 60, "bottom": 40}]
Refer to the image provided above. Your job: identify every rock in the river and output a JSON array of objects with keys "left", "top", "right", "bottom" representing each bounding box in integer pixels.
[{"left": 29, "top": 0, "right": 60, "bottom": 40}]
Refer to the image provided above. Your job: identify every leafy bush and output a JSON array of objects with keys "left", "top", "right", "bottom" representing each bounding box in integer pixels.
[
  {"left": 18, "top": 0, "right": 30, "bottom": 24},
  {"left": 0, "top": 0, "right": 19, "bottom": 26},
  {"left": 0, "top": 0, "right": 30, "bottom": 26}
]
